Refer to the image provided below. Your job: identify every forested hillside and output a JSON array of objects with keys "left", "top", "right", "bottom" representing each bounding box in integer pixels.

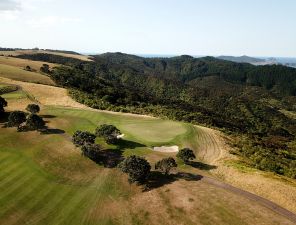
[{"left": 16, "top": 52, "right": 296, "bottom": 178}]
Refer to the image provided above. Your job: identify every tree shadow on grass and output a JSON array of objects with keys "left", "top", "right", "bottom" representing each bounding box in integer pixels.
[
  {"left": 145, "top": 171, "right": 203, "bottom": 190},
  {"left": 91, "top": 139, "right": 146, "bottom": 168},
  {"left": 40, "top": 128, "right": 65, "bottom": 135},
  {"left": 41, "top": 115, "right": 56, "bottom": 119},
  {"left": 187, "top": 161, "right": 217, "bottom": 171},
  {"left": 116, "top": 139, "right": 146, "bottom": 149}
]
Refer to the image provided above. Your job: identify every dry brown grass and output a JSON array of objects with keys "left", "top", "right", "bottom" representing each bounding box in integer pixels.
[
  {"left": 0, "top": 56, "right": 58, "bottom": 71},
  {"left": 193, "top": 125, "right": 296, "bottom": 214},
  {"left": 0, "top": 50, "right": 93, "bottom": 61},
  {"left": 0, "top": 77, "right": 86, "bottom": 108},
  {"left": 0, "top": 64, "right": 54, "bottom": 85}
]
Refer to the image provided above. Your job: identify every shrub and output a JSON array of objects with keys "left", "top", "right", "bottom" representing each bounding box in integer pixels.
[
  {"left": 72, "top": 130, "right": 96, "bottom": 146},
  {"left": 155, "top": 157, "right": 177, "bottom": 175},
  {"left": 119, "top": 155, "right": 151, "bottom": 184},
  {"left": 7, "top": 111, "right": 26, "bottom": 127},
  {"left": 177, "top": 148, "right": 196, "bottom": 164},
  {"left": 26, "top": 104, "right": 40, "bottom": 114}
]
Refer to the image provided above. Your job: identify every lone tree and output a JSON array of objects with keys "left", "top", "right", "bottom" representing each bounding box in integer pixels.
[
  {"left": 26, "top": 114, "right": 45, "bottom": 130},
  {"left": 26, "top": 104, "right": 40, "bottom": 114},
  {"left": 72, "top": 130, "right": 96, "bottom": 146},
  {"left": 7, "top": 111, "right": 26, "bottom": 127},
  {"left": 177, "top": 148, "right": 196, "bottom": 164},
  {"left": 25, "top": 65, "right": 32, "bottom": 71},
  {"left": 95, "top": 124, "right": 121, "bottom": 144},
  {"left": 0, "top": 96, "right": 7, "bottom": 113},
  {"left": 119, "top": 155, "right": 151, "bottom": 184},
  {"left": 155, "top": 157, "right": 177, "bottom": 175},
  {"left": 40, "top": 64, "right": 50, "bottom": 74}
]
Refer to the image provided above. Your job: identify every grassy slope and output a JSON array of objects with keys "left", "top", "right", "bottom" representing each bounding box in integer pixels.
[
  {"left": 0, "top": 56, "right": 58, "bottom": 71},
  {"left": 0, "top": 64, "right": 54, "bottom": 85},
  {"left": 0, "top": 50, "right": 92, "bottom": 61}
]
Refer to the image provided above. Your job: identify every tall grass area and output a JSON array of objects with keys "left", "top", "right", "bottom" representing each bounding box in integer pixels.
[{"left": 0, "top": 64, "right": 54, "bottom": 85}]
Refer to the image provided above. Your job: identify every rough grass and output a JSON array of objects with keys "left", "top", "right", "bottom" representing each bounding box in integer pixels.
[
  {"left": 0, "top": 64, "right": 54, "bottom": 85},
  {"left": 0, "top": 56, "right": 58, "bottom": 71},
  {"left": 0, "top": 50, "right": 93, "bottom": 61}
]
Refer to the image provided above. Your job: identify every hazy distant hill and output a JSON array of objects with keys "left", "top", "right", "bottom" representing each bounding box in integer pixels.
[{"left": 217, "top": 55, "right": 266, "bottom": 64}]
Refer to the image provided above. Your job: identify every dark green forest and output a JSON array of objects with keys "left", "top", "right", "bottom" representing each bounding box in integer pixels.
[{"left": 17, "top": 52, "right": 296, "bottom": 178}]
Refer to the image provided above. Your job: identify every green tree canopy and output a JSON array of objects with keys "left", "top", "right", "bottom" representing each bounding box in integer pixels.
[
  {"left": 7, "top": 111, "right": 26, "bottom": 127},
  {"left": 177, "top": 148, "right": 196, "bottom": 164},
  {"left": 26, "top": 114, "right": 45, "bottom": 130},
  {"left": 95, "top": 124, "right": 121, "bottom": 144},
  {"left": 26, "top": 104, "right": 40, "bottom": 114},
  {"left": 0, "top": 96, "right": 7, "bottom": 113},
  {"left": 155, "top": 157, "right": 177, "bottom": 175},
  {"left": 119, "top": 155, "right": 151, "bottom": 184},
  {"left": 72, "top": 130, "right": 96, "bottom": 146}
]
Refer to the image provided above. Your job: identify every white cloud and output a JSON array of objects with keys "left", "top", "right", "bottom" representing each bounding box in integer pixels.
[{"left": 0, "top": 0, "right": 20, "bottom": 11}]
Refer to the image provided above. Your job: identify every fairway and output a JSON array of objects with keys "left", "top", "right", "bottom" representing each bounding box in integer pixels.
[
  {"left": 0, "top": 129, "right": 132, "bottom": 225},
  {"left": 0, "top": 64, "right": 54, "bottom": 85}
]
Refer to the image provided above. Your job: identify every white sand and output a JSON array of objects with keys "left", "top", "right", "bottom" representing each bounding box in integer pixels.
[{"left": 153, "top": 145, "right": 179, "bottom": 153}]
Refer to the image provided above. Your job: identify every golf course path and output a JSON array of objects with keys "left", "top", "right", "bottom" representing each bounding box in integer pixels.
[{"left": 201, "top": 176, "right": 296, "bottom": 223}]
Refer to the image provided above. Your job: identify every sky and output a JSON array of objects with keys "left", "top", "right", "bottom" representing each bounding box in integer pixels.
[{"left": 0, "top": 0, "right": 295, "bottom": 57}]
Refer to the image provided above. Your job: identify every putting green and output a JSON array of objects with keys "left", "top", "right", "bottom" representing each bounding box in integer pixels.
[{"left": 44, "top": 107, "right": 190, "bottom": 146}]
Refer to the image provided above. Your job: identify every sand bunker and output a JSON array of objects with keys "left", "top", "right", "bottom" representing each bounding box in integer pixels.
[
  {"left": 153, "top": 145, "right": 179, "bottom": 153},
  {"left": 117, "top": 134, "right": 125, "bottom": 139}
]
